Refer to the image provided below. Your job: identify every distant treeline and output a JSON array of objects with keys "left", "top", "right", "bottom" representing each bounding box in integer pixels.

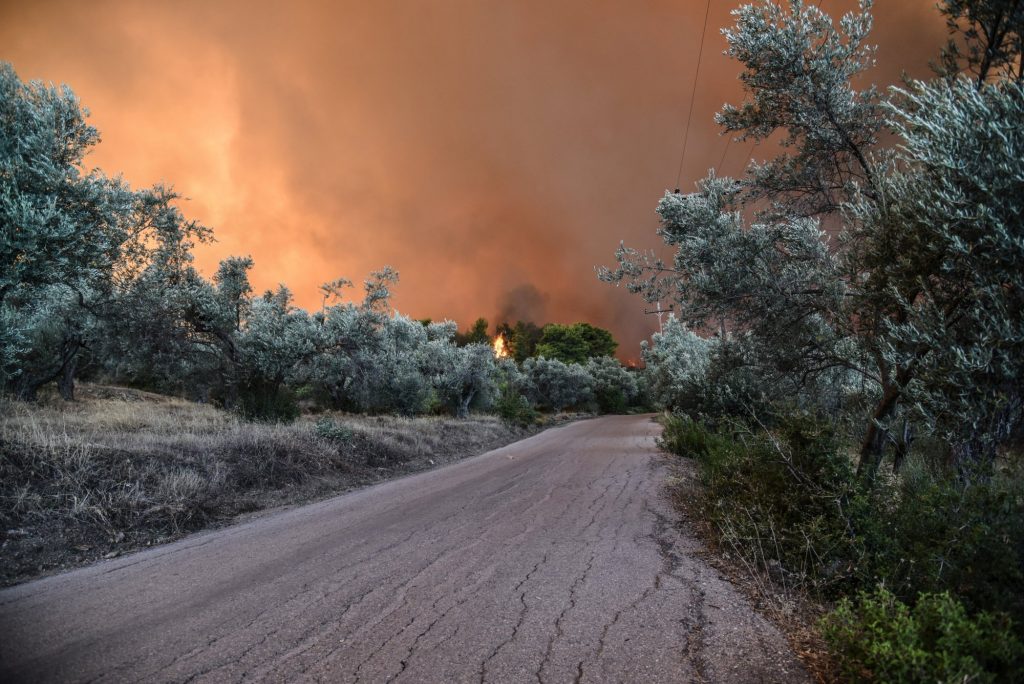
[{"left": 0, "top": 62, "right": 640, "bottom": 420}]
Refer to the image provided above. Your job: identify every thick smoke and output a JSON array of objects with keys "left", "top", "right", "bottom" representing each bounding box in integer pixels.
[
  {"left": 495, "top": 283, "right": 549, "bottom": 326},
  {"left": 0, "top": 0, "right": 948, "bottom": 355}
]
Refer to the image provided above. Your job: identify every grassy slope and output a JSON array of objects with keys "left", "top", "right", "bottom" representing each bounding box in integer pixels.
[{"left": 0, "top": 385, "right": 553, "bottom": 586}]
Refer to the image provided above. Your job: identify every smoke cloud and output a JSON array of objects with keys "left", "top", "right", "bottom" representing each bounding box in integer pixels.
[
  {"left": 496, "top": 283, "right": 550, "bottom": 326},
  {"left": 0, "top": 0, "right": 947, "bottom": 354}
]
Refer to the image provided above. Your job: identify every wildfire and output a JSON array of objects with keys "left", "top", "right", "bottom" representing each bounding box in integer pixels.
[{"left": 492, "top": 334, "right": 510, "bottom": 359}]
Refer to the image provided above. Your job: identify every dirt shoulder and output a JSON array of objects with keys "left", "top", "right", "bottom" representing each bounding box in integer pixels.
[
  {"left": 0, "top": 385, "right": 580, "bottom": 587},
  {"left": 663, "top": 454, "right": 837, "bottom": 682}
]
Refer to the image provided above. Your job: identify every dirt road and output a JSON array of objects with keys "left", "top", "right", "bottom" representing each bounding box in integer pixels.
[{"left": 0, "top": 414, "right": 805, "bottom": 683}]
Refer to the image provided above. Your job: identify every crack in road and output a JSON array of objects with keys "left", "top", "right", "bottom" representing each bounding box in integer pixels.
[
  {"left": 477, "top": 552, "right": 549, "bottom": 683},
  {"left": 536, "top": 551, "right": 597, "bottom": 683},
  {"left": 0, "top": 416, "right": 807, "bottom": 684}
]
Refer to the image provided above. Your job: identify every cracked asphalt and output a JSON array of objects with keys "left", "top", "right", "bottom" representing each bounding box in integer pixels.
[{"left": 0, "top": 414, "right": 807, "bottom": 683}]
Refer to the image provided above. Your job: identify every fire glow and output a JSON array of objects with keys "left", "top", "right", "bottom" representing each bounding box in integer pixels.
[{"left": 492, "top": 335, "right": 509, "bottom": 359}]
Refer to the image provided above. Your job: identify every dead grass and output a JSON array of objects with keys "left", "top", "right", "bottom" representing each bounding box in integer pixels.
[{"left": 0, "top": 385, "right": 545, "bottom": 586}]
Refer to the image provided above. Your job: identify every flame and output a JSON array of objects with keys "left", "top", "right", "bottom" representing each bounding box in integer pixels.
[{"left": 493, "top": 334, "right": 510, "bottom": 359}]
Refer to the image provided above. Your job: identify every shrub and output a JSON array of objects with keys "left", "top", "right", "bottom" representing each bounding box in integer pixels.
[
  {"left": 314, "top": 417, "right": 354, "bottom": 444},
  {"left": 659, "top": 413, "right": 728, "bottom": 459},
  {"left": 821, "top": 587, "right": 1023, "bottom": 683},
  {"left": 494, "top": 385, "right": 538, "bottom": 427},
  {"left": 586, "top": 356, "right": 638, "bottom": 414},
  {"left": 876, "top": 465, "right": 1024, "bottom": 624},
  {"left": 667, "top": 408, "right": 1024, "bottom": 633},
  {"left": 680, "top": 411, "right": 873, "bottom": 593},
  {"left": 519, "top": 356, "right": 594, "bottom": 412}
]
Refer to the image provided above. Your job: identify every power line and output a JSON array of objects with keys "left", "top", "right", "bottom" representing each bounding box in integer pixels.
[
  {"left": 674, "top": 0, "right": 712, "bottom": 192},
  {"left": 717, "top": 134, "right": 734, "bottom": 176}
]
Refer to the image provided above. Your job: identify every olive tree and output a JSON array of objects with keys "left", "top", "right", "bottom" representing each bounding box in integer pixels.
[
  {"left": 603, "top": 0, "right": 1023, "bottom": 478},
  {"left": 640, "top": 316, "right": 712, "bottom": 412},
  {"left": 518, "top": 357, "right": 594, "bottom": 412},
  {"left": 585, "top": 356, "right": 638, "bottom": 413},
  {"left": 426, "top": 341, "right": 498, "bottom": 417},
  {"left": 0, "top": 62, "right": 135, "bottom": 396},
  {"left": 849, "top": 77, "right": 1024, "bottom": 474}
]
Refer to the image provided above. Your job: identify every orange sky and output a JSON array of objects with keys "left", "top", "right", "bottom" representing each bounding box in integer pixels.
[{"left": 0, "top": 0, "right": 947, "bottom": 355}]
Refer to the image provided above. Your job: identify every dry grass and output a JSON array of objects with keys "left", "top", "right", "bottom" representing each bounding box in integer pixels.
[
  {"left": 663, "top": 458, "right": 838, "bottom": 683},
  {"left": 0, "top": 385, "right": 540, "bottom": 586}
]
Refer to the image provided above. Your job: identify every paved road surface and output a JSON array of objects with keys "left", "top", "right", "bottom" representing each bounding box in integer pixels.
[{"left": 0, "top": 415, "right": 806, "bottom": 683}]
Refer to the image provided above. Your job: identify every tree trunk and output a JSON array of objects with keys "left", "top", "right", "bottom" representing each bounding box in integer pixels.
[
  {"left": 56, "top": 337, "right": 82, "bottom": 401},
  {"left": 57, "top": 354, "right": 77, "bottom": 401},
  {"left": 856, "top": 385, "right": 900, "bottom": 482},
  {"left": 891, "top": 419, "right": 913, "bottom": 474},
  {"left": 10, "top": 336, "right": 81, "bottom": 402},
  {"left": 457, "top": 389, "right": 476, "bottom": 418}
]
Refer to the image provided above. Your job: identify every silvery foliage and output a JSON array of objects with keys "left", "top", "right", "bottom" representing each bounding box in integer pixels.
[
  {"left": 309, "top": 279, "right": 390, "bottom": 410},
  {"left": 0, "top": 62, "right": 133, "bottom": 390},
  {"left": 604, "top": 174, "right": 850, "bottom": 415},
  {"left": 600, "top": 2, "right": 875, "bottom": 410},
  {"left": 640, "top": 316, "right": 712, "bottom": 411},
  {"left": 585, "top": 355, "right": 639, "bottom": 405},
  {"left": 0, "top": 63, "right": 122, "bottom": 302},
  {"left": 848, "top": 77, "right": 1024, "bottom": 460},
  {"left": 368, "top": 314, "right": 443, "bottom": 415},
  {"left": 314, "top": 303, "right": 432, "bottom": 415},
  {"left": 718, "top": 0, "right": 882, "bottom": 220},
  {"left": 236, "top": 286, "right": 316, "bottom": 396},
  {"left": 0, "top": 61, "right": 220, "bottom": 398},
  {"left": 423, "top": 339, "right": 499, "bottom": 417},
  {"left": 518, "top": 356, "right": 594, "bottom": 412},
  {"left": 109, "top": 267, "right": 223, "bottom": 396},
  {"left": 605, "top": 0, "right": 1023, "bottom": 473},
  {"left": 94, "top": 200, "right": 222, "bottom": 398},
  {"left": 310, "top": 274, "right": 498, "bottom": 416}
]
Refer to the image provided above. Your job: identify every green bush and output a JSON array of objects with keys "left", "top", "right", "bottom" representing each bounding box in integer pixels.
[
  {"left": 821, "top": 587, "right": 1023, "bottom": 683},
  {"left": 672, "top": 410, "right": 872, "bottom": 594},
  {"left": 665, "top": 410, "right": 1024, "bottom": 613},
  {"left": 495, "top": 385, "right": 538, "bottom": 427},
  {"left": 659, "top": 413, "right": 729, "bottom": 459},
  {"left": 314, "top": 417, "right": 354, "bottom": 444},
  {"left": 875, "top": 466, "right": 1024, "bottom": 625}
]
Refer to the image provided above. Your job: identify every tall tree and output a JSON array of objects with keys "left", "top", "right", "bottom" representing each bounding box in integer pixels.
[{"left": 603, "top": 0, "right": 1024, "bottom": 478}]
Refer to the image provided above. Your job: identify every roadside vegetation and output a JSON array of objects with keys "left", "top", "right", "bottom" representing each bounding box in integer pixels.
[
  {"left": 605, "top": 1, "right": 1024, "bottom": 681},
  {"left": 0, "top": 55, "right": 645, "bottom": 585},
  {"left": 0, "top": 384, "right": 575, "bottom": 585}
]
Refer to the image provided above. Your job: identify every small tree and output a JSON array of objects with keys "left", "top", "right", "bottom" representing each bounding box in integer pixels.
[
  {"left": 641, "top": 316, "right": 713, "bottom": 413},
  {"left": 586, "top": 356, "right": 639, "bottom": 413},
  {"left": 603, "top": 0, "right": 1024, "bottom": 478},
  {"left": 519, "top": 357, "right": 594, "bottom": 412},
  {"left": 234, "top": 286, "right": 314, "bottom": 420},
  {"left": 428, "top": 341, "right": 498, "bottom": 417}
]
